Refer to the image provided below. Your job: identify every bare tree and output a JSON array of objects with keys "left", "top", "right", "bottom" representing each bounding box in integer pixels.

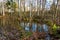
[
  {"left": 2, "top": 0, "right": 5, "bottom": 16},
  {"left": 37, "top": 0, "right": 39, "bottom": 16},
  {"left": 42, "top": 0, "right": 46, "bottom": 17},
  {"left": 57, "top": 0, "right": 60, "bottom": 25},
  {"left": 37, "top": 0, "right": 40, "bottom": 16}
]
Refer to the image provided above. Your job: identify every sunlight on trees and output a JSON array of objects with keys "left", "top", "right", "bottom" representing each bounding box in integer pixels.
[{"left": 0, "top": 0, "right": 60, "bottom": 40}]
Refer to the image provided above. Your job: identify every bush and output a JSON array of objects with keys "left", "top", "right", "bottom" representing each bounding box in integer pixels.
[{"left": 52, "top": 24, "right": 58, "bottom": 35}]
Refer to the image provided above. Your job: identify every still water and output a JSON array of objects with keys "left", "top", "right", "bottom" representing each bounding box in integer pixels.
[
  {"left": 20, "top": 22, "right": 49, "bottom": 32},
  {"left": 20, "top": 22, "right": 50, "bottom": 40}
]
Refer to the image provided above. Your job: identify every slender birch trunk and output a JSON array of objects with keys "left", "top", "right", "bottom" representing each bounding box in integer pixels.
[
  {"left": 24, "top": 0, "right": 25, "bottom": 30},
  {"left": 37, "top": 0, "right": 39, "bottom": 16},
  {"left": 57, "top": 0, "right": 59, "bottom": 25},
  {"left": 29, "top": 0, "right": 32, "bottom": 32},
  {"left": 42, "top": 0, "right": 46, "bottom": 17},
  {"left": 55, "top": 0, "right": 57, "bottom": 24},
  {"left": 2, "top": 0, "right": 5, "bottom": 16},
  {"left": 2, "top": 0, "right": 5, "bottom": 26},
  {"left": 18, "top": 0, "right": 21, "bottom": 25}
]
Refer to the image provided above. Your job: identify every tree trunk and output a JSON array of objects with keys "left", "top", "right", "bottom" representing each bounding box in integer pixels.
[
  {"left": 42, "top": 0, "right": 46, "bottom": 17},
  {"left": 2, "top": 1, "right": 5, "bottom": 16},
  {"left": 37, "top": 0, "right": 39, "bottom": 16},
  {"left": 29, "top": 0, "right": 32, "bottom": 32}
]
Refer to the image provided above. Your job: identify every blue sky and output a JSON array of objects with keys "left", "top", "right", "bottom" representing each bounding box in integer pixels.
[
  {"left": 45, "top": 0, "right": 53, "bottom": 9},
  {"left": 45, "top": 0, "right": 57, "bottom": 9},
  {"left": 25, "top": 0, "right": 53, "bottom": 6},
  {"left": 25, "top": 0, "right": 54, "bottom": 9}
]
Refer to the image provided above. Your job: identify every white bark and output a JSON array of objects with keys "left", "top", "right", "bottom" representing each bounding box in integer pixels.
[
  {"left": 30, "top": 0, "right": 32, "bottom": 18},
  {"left": 37, "top": 0, "right": 40, "bottom": 16},
  {"left": 2, "top": 0, "right": 5, "bottom": 16}
]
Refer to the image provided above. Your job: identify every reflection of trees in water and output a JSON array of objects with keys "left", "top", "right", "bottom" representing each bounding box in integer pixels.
[
  {"left": 20, "top": 23, "right": 51, "bottom": 40},
  {"left": 20, "top": 22, "right": 49, "bottom": 32}
]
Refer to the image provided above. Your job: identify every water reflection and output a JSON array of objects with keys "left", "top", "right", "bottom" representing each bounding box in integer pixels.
[
  {"left": 38, "top": 24, "right": 43, "bottom": 32},
  {"left": 43, "top": 24, "right": 49, "bottom": 32},
  {"left": 20, "top": 22, "right": 37, "bottom": 32},
  {"left": 32, "top": 23, "right": 37, "bottom": 32},
  {"left": 42, "top": 24, "right": 50, "bottom": 40},
  {"left": 25, "top": 23, "right": 30, "bottom": 31},
  {"left": 20, "top": 22, "right": 50, "bottom": 40},
  {"left": 20, "top": 22, "right": 24, "bottom": 27},
  {"left": 45, "top": 34, "right": 50, "bottom": 40},
  {"left": 20, "top": 22, "right": 49, "bottom": 32}
]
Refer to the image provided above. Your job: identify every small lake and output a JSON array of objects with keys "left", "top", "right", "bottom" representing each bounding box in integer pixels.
[
  {"left": 20, "top": 22, "right": 50, "bottom": 40},
  {"left": 20, "top": 22, "right": 49, "bottom": 32}
]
